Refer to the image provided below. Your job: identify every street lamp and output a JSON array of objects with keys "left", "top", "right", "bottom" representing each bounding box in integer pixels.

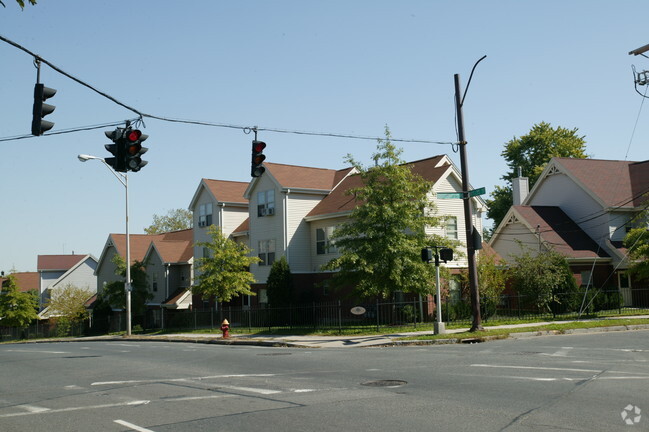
[{"left": 78, "top": 154, "right": 132, "bottom": 336}]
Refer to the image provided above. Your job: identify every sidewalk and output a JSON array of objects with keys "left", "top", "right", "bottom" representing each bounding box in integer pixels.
[{"left": 125, "top": 315, "right": 649, "bottom": 348}]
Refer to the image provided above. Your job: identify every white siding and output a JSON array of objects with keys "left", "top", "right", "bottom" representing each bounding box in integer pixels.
[
  {"left": 221, "top": 207, "right": 248, "bottom": 237},
  {"left": 192, "top": 188, "right": 217, "bottom": 271},
  {"left": 310, "top": 217, "right": 348, "bottom": 272},
  {"left": 96, "top": 247, "right": 121, "bottom": 296},
  {"left": 249, "top": 176, "right": 284, "bottom": 283},
  {"left": 491, "top": 221, "right": 542, "bottom": 262},
  {"left": 146, "top": 252, "right": 167, "bottom": 304}
]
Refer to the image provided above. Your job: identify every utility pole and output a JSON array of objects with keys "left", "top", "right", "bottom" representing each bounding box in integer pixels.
[{"left": 454, "top": 56, "right": 486, "bottom": 332}]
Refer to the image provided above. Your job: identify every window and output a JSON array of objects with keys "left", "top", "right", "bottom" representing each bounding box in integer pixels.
[
  {"left": 152, "top": 274, "right": 158, "bottom": 292},
  {"left": 257, "top": 190, "right": 275, "bottom": 217},
  {"left": 445, "top": 217, "right": 458, "bottom": 240},
  {"left": 258, "top": 239, "right": 276, "bottom": 266},
  {"left": 199, "top": 203, "right": 213, "bottom": 227},
  {"left": 580, "top": 270, "right": 592, "bottom": 287},
  {"left": 316, "top": 226, "right": 337, "bottom": 255}
]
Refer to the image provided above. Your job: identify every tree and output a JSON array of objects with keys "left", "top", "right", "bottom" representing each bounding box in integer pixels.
[
  {"left": 323, "top": 127, "right": 438, "bottom": 300},
  {"left": 99, "top": 255, "right": 152, "bottom": 317},
  {"left": 144, "top": 208, "right": 193, "bottom": 234},
  {"left": 487, "top": 122, "right": 588, "bottom": 229},
  {"left": 193, "top": 225, "right": 259, "bottom": 302},
  {"left": 475, "top": 250, "right": 509, "bottom": 318},
  {"left": 46, "top": 284, "right": 93, "bottom": 324},
  {"left": 510, "top": 247, "right": 578, "bottom": 315},
  {"left": 0, "top": 0, "right": 36, "bottom": 8},
  {"left": 0, "top": 275, "right": 38, "bottom": 328},
  {"left": 624, "top": 212, "right": 649, "bottom": 280},
  {"left": 266, "top": 256, "right": 293, "bottom": 306}
]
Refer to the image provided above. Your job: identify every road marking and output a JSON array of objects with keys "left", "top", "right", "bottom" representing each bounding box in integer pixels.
[
  {"left": 218, "top": 385, "right": 281, "bottom": 395},
  {"left": 114, "top": 420, "right": 155, "bottom": 432},
  {"left": 17, "top": 405, "right": 50, "bottom": 413},
  {"left": 6, "top": 349, "right": 67, "bottom": 354},
  {"left": 471, "top": 364, "right": 602, "bottom": 373},
  {"left": 64, "top": 385, "right": 83, "bottom": 390},
  {"left": 92, "top": 373, "right": 276, "bottom": 386},
  {"left": 0, "top": 400, "right": 150, "bottom": 418},
  {"left": 540, "top": 347, "right": 573, "bottom": 357}
]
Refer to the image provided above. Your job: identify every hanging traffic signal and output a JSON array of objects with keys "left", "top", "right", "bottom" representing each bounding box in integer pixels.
[
  {"left": 123, "top": 128, "right": 148, "bottom": 172},
  {"left": 251, "top": 140, "right": 266, "bottom": 177},
  {"left": 31, "top": 83, "right": 56, "bottom": 136},
  {"left": 104, "top": 128, "right": 126, "bottom": 172}
]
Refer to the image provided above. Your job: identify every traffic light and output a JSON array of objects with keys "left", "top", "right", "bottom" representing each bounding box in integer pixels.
[
  {"left": 421, "top": 247, "right": 433, "bottom": 263},
  {"left": 251, "top": 140, "right": 266, "bottom": 177},
  {"left": 123, "top": 128, "right": 148, "bottom": 172},
  {"left": 31, "top": 83, "right": 56, "bottom": 136},
  {"left": 104, "top": 128, "right": 126, "bottom": 172},
  {"left": 439, "top": 248, "right": 454, "bottom": 262}
]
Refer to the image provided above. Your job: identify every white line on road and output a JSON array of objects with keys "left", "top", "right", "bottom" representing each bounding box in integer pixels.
[
  {"left": 471, "top": 364, "right": 602, "bottom": 373},
  {"left": 114, "top": 419, "right": 156, "bottom": 432},
  {"left": 17, "top": 405, "right": 50, "bottom": 413},
  {"left": 91, "top": 373, "right": 276, "bottom": 386},
  {"left": 5, "top": 349, "right": 67, "bottom": 354},
  {"left": 218, "top": 385, "right": 282, "bottom": 395},
  {"left": 0, "top": 400, "right": 150, "bottom": 418}
]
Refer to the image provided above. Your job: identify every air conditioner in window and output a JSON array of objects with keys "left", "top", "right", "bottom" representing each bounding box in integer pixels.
[
  {"left": 198, "top": 220, "right": 206, "bottom": 227},
  {"left": 260, "top": 208, "right": 267, "bottom": 216},
  {"left": 267, "top": 207, "right": 275, "bottom": 215}
]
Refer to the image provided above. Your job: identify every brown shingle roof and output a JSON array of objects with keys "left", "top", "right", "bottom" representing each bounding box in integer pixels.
[
  {"left": 307, "top": 155, "right": 449, "bottom": 218},
  {"left": 514, "top": 206, "right": 609, "bottom": 259},
  {"left": 1, "top": 272, "right": 39, "bottom": 292},
  {"left": 555, "top": 158, "right": 649, "bottom": 208},
  {"left": 264, "top": 162, "right": 347, "bottom": 190},
  {"left": 111, "top": 229, "right": 193, "bottom": 264},
  {"left": 202, "top": 179, "right": 249, "bottom": 204},
  {"left": 37, "top": 255, "right": 87, "bottom": 271},
  {"left": 232, "top": 217, "right": 250, "bottom": 235}
]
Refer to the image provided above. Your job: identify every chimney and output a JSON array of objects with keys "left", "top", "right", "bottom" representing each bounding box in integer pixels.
[{"left": 512, "top": 167, "right": 529, "bottom": 206}]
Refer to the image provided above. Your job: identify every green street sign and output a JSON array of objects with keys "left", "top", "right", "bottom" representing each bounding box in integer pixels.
[
  {"left": 437, "top": 187, "right": 485, "bottom": 200},
  {"left": 468, "top": 187, "right": 486, "bottom": 197}
]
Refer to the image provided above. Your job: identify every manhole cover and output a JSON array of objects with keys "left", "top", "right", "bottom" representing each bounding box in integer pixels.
[{"left": 361, "top": 380, "right": 407, "bottom": 388}]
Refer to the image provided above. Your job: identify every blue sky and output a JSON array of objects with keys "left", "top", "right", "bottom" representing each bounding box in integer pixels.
[{"left": 2, "top": 1, "right": 648, "bottom": 272}]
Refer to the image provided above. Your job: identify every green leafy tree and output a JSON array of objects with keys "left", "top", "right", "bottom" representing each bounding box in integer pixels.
[
  {"left": 323, "top": 127, "right": 438, "bottom": 299},
  {"left": 144, "top": 208, "right": 193, "bottom": 234},
  {"left": 624, "top": 212, "right": 649, "bottom": 280},
  {"left": 100, "top": 255, "right": 152, "bottom": 316},
  {"left": 0, "top": 0, "right": 36, "bottom": 8},
  {"left": 487, "top": 122, "right": 588, "bottom": 229},
  {"left": 266, "top": 256, "right": 293, "bottom": 306},
  {"left": 0, "top": 275, "right": 38, "bottom": 328},
  {"left": 46, "top": 284, "right": 93, "bottom": 324},
  {"left": 193, "top": 225, "right": 259, "bottom": 302},
  {"left": 510, "top": 247, "right": 578, "bottom": 315}
]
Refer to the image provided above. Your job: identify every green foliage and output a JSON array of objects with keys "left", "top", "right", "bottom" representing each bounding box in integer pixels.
[
  {"left": 0, "top": 275, "right": 38, "bottom": 328},
  {"left": 624, "top": 222, "right": 649, "bottom": 281},
  {"left": 193, "top": 225, "right": 260, "bottom": 302},
  {"left": 323, "top": 127, "right": 438, "bottom": 299},
  {"left": 100, "top": 255, "right": 152, "bottom": 316},
  {"left": 1, "top": 0, "right": 36, "bottom": 8},
  {"left": 46, "top": 283, "right": 93, "bottom": 324},
  {"left": 487, "top": 122, "right": 588, "bottom": 228},
  {"left": 510, "top": 247, "right": 578, "bottom": 314},
  {"left": 144, "top": 208, "right": 192, "bottom": 234},
  {"left": 266, "top": 256, "right": 293, "bottom": 306}
]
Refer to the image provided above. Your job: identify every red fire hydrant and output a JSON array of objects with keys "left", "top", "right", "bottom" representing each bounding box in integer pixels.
[{"left": 220, "top": 319, "right": 230, "bottom": 339}]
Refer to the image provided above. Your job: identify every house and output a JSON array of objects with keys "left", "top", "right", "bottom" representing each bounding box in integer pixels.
[
  {"left": 223, "top": 155, "right": 487, "bottom": 306},
  {"left": 36, "top": 254, "right": 98, "bottom": 310},
  {"left": 0, "top": 272, "right": 39, "bottom": 292},
  {"left": 95, "top": 229, "right": 194, "bottom": 316},
  {"left": 489, "top": 157, "right": 649, "bottom": 306}
]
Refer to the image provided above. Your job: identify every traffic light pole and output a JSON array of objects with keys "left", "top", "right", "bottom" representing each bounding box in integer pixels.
[
  {"left": 124, "top": 171, "right": 132, "bottom": 337},
  {"left": 454, "top": 57, "right": 486, "bottom": 332}
]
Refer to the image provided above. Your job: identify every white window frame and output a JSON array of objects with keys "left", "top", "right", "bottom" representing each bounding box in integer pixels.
[
  {"left": 257, "top": 190, "right": 275, "bottom": 217},
  {"left": 199, "top": 203, "right": 213, "bottom": 227},
  {"left": 316, "top": 226, "right": 337, "bottom": 255},
  {"left": 445, "top": 216, "right": 458, "bottom": 240},
  {"left": 258, "top": 239, "right": 276, "bottom": 266}
]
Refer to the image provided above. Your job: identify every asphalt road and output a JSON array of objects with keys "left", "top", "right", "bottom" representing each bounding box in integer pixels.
[{"left": 1, "top": 330, "right": 648, "bottom": 431}]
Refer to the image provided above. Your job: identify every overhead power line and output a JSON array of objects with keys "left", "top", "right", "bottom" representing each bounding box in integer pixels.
[{"left": 0, "top": 34, "right": 456, "bottom": 146}]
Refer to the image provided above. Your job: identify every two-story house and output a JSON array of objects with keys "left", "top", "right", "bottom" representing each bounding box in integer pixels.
[
  {"left": 37, "top": 254, "right": 98, "bottom": 313},
  {"left": 489, "top": 157, "right": 649, "bottom": 306}
]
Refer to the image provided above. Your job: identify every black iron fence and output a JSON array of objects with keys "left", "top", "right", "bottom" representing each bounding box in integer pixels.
[{"left": 2, "top": 289, "right": 649, "bottom": 341}]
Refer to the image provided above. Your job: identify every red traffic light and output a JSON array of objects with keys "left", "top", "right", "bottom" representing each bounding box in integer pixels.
[
  {"left": 126, "top": 129, "right": 142, "bottom": 142},
  {"left": 253, "top": 140, "right": 266, "bottom": 153}
]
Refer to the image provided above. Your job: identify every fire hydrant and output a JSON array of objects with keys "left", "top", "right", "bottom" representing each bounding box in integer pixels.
[{"left": 220, "top": 319, "right": 230, "bottom": 339}]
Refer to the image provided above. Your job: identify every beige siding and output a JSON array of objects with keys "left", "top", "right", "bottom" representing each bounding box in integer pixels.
[
  {"left": 310, "top": 216, "right": 348, "bottom": 272},
  {"left": 491, "top": 221, "right": 541, "bottom": 262},
  {"left": 286, "top": 193, "right": 326, "bottom": 273},
  {"left": 146, "top": 252, "right": 167, "bottom": 304},
  {"left": 221, "top": 207, "right": 248, "bottom": 237},
  {"left": 249, "top": 176, "right": 284, "bottom": 283},
  {"left": 96, "top": 247, "right": 121, "bottom": 296}
]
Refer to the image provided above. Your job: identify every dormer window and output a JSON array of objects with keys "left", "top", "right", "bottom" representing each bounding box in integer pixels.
[
  {"left": 199, "top": 203, "right": 213, "bottom": 227},
  {"left": 257, "top": 190, "right": 275, "bottom": 217}
]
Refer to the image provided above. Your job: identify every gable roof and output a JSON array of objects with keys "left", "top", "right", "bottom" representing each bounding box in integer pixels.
[
  {"left": 264, "top": 162, "right": 351, "bottom": 191},
  {"left": 37, "top": 255, "right": 88, "bottom": 271},
  {"left": 145, "top": 231, "right": 193, "bottom": 265},
  {"left": 106, "top": 229, "right": 193, "bottom": 265},
  {"left": 1, "top": 272, "right": 39, "bottom": 292},
  {"left": 511, "top": 205, "right": 610, "bottom": 260},
  {"left": 536, "top": 158, "right": 649, "bottom": 209},
  {"left": 306, "top": 155, "right": 454, "bottom": 219},
  {"left": 188, "top": 178, "right": 249, "bottom": 210},
  {"left": 231, "top": 217, "right": 250, "bottom": 237}
]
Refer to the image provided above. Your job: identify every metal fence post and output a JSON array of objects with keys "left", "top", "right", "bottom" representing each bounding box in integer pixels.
[
  {"left": 376, "top": 299, "right": 380, "bottom": 332},
  {"left": 338, "top": 300, "right": 342, "bottom": 334}
]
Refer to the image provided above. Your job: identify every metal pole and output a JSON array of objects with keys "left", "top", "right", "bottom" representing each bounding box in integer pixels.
[
  {"left": 125, "top": 172, "right": 132, "bottom": 336},
  {"left": 454, "top": 73, "right": 483, "bottom": 332},
  {"left": 434, "top": 251, "right": 446, "bottom": 334}
]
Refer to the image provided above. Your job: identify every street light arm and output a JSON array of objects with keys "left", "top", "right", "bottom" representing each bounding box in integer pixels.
[{"left": 78, "top": 154, "right": 126, "bottom": 187}]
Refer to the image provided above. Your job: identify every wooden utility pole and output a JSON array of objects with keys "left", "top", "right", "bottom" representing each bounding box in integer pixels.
[{"left": 453, "top": 56, "right": 486, "bottom": 332}]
